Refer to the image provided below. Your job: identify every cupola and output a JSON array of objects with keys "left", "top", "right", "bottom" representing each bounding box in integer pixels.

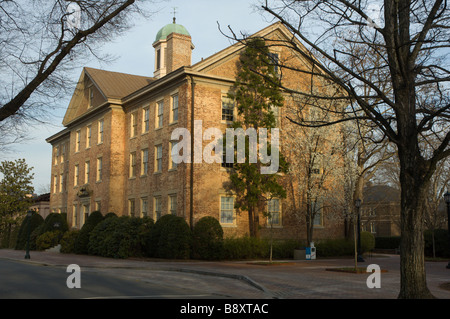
[{"left": 153, "top": 18, "right": 194, "bottom": 78}]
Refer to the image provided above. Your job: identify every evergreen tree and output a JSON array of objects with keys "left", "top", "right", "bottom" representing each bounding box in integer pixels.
[
  {"left": 228, "top": 38, "right": 288, "bottom": 238},
  {"left": 0, "top": 159, "right": 34, "bottom": 247}
]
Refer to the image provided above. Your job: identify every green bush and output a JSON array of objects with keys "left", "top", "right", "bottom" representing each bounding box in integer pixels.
[
  {"left": 223, "top": 236, "right": 268, "bottom": 260},
  {"left": 315, "top": 238, "right": 354, "bottom": 257},
  {"left": 88, "top": 216, "right": 153, "bottom": 259},
  {"left": 41, "top": 213, "right": 68, "bottom": 234},
  {"left": 74, "top": 211, "right": 104, "bottom": 254},
  {"left": 424, "top": 229, "right": 450, "bottom": 258},
  {"left": 153, "top": 214, "right": 192, "bottom": 259},
  {"left": 271, "top": 239, "right": 299, "bottom": 259},
  {"left": 15, "top": 212, "right": 44, "bottom": 250},
  {"left": 60, "top": 230, "right": 80, "bottom": 254},
  {"left": 88, "top": 215, "right": 120, "bottom": 257},
  {"left": 361, "top": 231, "right": 376, "bottom": 253},
  {"left": 107, "top": 217, "right": 149, "bottom": 259},
  {"left": 192, "top": 217, "right": 224, "bottom": 260},
  {"left": 375, "top": 236, "right": 401, "bottom": 249},
  {"left": 36, "top": 230, "right": 63, "bottom": 251}
]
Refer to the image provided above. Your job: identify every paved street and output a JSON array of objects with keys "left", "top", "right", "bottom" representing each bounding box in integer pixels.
[
  {"left": 1, "top": 249, "right": 449, "bottom": 299},
  {"left": 0, "top": 259, "right": 222, "bottom": 299}
]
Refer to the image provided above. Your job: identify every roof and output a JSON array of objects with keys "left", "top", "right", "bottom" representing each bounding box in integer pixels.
[
  {"left": 84, "top": 67, "right": 155, "bottom": 100},
  {"left": 154, "top": 22, "right": 190, "bottom": 43}
]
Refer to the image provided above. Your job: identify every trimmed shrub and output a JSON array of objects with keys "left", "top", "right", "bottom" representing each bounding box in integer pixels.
[
  {"left": 192, "top": 216, "right": 224, "bottom": 260},
  {"left": 88, "top": 216, "right": 153, "bottom": 259},
  {"left": 15, "top": 213, "right": 44, "bottom": 250},
  {"left": 107, "top": 216, "right": 147, "bottom": 259},
  {"left": 41, "top": 213, "right": 68, "bottom": 234},
  {"left": 375, "top": 236, "right": 401, "bottom": 249},
  {"left": 88, "top": 215, "right": 119, "bottom": 257},
  {"left": 361, "top": 231, "right": 376, "bottom": 253},
  {"left": 60, "top": 230, "right": 80, "bottom": 254},
  {"left": 36, "top": 230, "right": 63, "bottom": 251},
  {"left": 136, "top": 216, "right": 154, "bottom": 257},
  {"left": 153, "top": 214, "right": 192, "bottom": 259},
  {"left": 424, "top": 229, "right": 450, "bottom": 258},
  {"left": 74, "top": 211, "right": 104, "bottom": 254},
  {"left": 104, "top": 212, "right": 117, "bottom": 219},
  {"left": 315, "top": 238, "right": 354, "bottom": 257},
  {"left": 223, "top": 236, "right": 269, "bottom": 260}
]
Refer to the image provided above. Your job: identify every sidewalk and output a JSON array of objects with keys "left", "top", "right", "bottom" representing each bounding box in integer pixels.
[{"left": 1, "top": 249, "right": 449, "bottom": 299}]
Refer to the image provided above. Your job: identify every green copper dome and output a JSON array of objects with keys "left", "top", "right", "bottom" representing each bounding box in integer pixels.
[{"left": 154, "top": 21, "right": 190, "bottom": 43}]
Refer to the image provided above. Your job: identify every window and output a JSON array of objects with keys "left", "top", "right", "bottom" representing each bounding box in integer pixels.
[
  {"left": 221, "top": 151, "right": 233, "bottom": 169},
  {"left": 155, "top": 145, "right": 162, "bottom": 173},
  {"left": 96, "top": 157, "right": 102, "bottom": 182},
  {"left": 59, "top": 174, "right": 64, "bottom": 193},
  {"left": 156, "top": 101, "right": 164, "bottom": 128},
  {"left": 169, "top": 194, "right": 177, "bottom": 215},
  {"left": 54, "top": 146, "right": 59, "bottom": 165},
  {"left": 171, "top": 94, "right": 178, "bottom": 122},
  {"left": 312, "top": 200, "right": 323, "bottom": 227},
  {"left": 84, "top": 161, "right": 90, "bottom": 184},
  {"left": 169, "top": 141, "right": 178, "bottom": 170},
  {"left": 268, "top": 52, "right": 279, "bottom": 73},
  {"left": 141, "top": 149, "right": 149, "bottom": 175},
  {"left": 156, "top": 49, "right": 161, "bottom": 70},
  {"left": 220, "top": 196, "right": 235, "bottom": 224},
  {"left": 141, "top": 197, "right": 149, "bottom": 217},
  {"left": 267, "top": 199, "right": 281, "bottom": 226},
  {"left": 128, "top": 199, "right": 136, "bottom": 217},
  {"left": 95, "top": 201, "right": 101, "bottom": 212},
  {"left": 74, "top": 165, "right": 79, "bottom": 186},
  {"left": 129, "top": 152, "right": 136, "bottom": 178},
  {"left": 53, "top": 175, "right": 58, "bottom": 193},
  {"left": 98, "top": 119, "right": 104, "bottom": 144},
  {"left": 154, "top": 196, "right": 162, "bottom": 221},
  {"left": 221, "top": 96, "right": 234, "bottom": 122},
  {"left": 75, "top": 130, "right": 81, "bottom": 152},
  {"left": 143, "top": 107, "right": 150, "bottom": 133},
  {"left": 86, "top": 125, "right": 91, "bottom": 148},
  {"left": 88, "top": 87, "right": 94, "bottom": 108},
  {"left": 82, "top": 204, "right": 90, "bottom": 226},
  {"left": 72, "top": 205, "right": 78, "bottom": 228},
  {"left": 131, "top": 112, "right": 138, "bottom": 137},
  {"left": 61, "top": 144, "right": 65, "bottom": 163}
]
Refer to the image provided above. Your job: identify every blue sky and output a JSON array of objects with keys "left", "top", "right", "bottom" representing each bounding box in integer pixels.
[{"left": 7, "top": 0, "right": 274, "bottom": 192}]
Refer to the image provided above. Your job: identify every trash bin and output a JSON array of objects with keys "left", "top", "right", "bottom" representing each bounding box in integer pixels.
[{"left": 305, "top": 242, "right": 316, "bottom": 260}]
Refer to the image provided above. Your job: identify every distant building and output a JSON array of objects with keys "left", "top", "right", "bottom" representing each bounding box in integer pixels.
[
  {"left": 30, "top": 193, "right": 51, "bottom": 220},
  {"left": 361, "top": 185, "right": 401, "bottom": 237},
  {"left": 46, "top": 20, "right": 345, "bottom": 241}
]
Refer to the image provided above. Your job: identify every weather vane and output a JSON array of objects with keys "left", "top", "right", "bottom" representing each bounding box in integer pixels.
[{"left": 172, "top": 7, "right": 177, "bottom": 23}]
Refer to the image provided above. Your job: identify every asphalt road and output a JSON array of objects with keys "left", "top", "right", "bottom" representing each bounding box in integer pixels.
[{"left": 0, "top": 259, "right": 219, "bottom": 299}]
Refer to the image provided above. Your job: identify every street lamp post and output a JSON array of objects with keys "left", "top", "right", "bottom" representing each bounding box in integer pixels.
[
  {"left": 444, "top": 191, "right": 450, "bottom": 269},
  {"left": 24, "top": 210, "right": 33, "bottom": 259},
  {"left": 355, "top": 199, "right": 365, "bottom": 263}
]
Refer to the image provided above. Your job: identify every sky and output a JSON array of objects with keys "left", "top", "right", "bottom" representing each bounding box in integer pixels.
[{"left": 5, "top": 0, "right": 275, "bottom": 192}]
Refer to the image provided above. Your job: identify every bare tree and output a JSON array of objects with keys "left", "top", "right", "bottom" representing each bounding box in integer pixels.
[
  {"left": 255, "top": 0, "right": 450, "bottom": 298},
  {"left": 285, "top": 96, "right": 345, "bottom": 246},
  {"left": 0, "top": 0, "right": 155, "bottom": 148}
]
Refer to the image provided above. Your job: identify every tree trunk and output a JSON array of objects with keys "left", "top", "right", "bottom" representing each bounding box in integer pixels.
[
  {"left": 248, "top": 206, "right": 255, "bottom": 237},
  {"left": 397, "top": 150, "right": 435, "bottom": 299}
]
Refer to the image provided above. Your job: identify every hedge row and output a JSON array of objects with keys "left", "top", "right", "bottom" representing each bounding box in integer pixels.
[{"left": 61, "top": 214, "right": 226, "bottom": 260}]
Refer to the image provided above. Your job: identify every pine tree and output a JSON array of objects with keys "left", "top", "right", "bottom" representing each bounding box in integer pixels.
[{"left": 228, "top": 38, "right": 288, "bottom": 238}]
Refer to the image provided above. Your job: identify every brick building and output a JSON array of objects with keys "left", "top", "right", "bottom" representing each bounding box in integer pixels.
[{"left": 46, "top": 21, "right": 345, "bottom": 241}]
